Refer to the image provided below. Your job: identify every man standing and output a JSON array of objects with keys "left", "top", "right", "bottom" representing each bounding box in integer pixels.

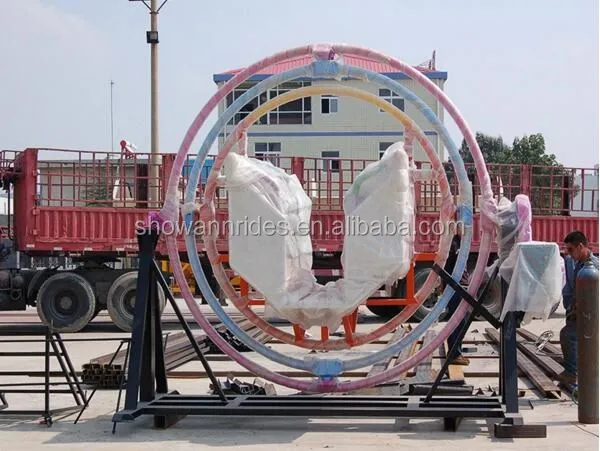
[{"left": 560, "top": 231, "right": 598, "bottom": 385}]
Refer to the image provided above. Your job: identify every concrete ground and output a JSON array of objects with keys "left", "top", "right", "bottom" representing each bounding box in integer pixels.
[{"left": 0, "top": 304, "right": 598, "bottom": 450}]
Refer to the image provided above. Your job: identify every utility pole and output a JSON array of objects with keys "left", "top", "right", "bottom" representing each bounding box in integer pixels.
[
  {"left": 131, "top": 0, "right": 169, "bottom": 207},
  {"left": 110, "top": 80, "right": 115, "bottom": 152}
]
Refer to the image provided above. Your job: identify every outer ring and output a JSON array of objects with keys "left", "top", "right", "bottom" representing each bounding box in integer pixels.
[{"left": 161, "top": 44, "right": 493, "bottom": 392}]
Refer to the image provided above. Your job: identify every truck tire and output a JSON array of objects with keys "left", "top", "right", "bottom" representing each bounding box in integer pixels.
[
  {"left": 366, "top": 304, "right": 404, "bottom": 318},
  {"left": 365, "top": 280, "right": 407, "bottom": 318},
  {"left": 366, "top": 266, "right": 453, "bottom": 322},
  {"left": 106, "top": 272, "right": 166, "bottom": 332},
  {"left": 366, "top": 267, "right": 445, "bottom": 321},
  {"left": 475, "top": 274, "right": 502, "bottom": 320},
  {"left": 36, "top": 272, "right": 96, "bottom": 333},
  {"left": 473, "top": 275, "right": 561, "bottom": 319},
  {"left": 409, "top": 266, "right": 447, "bottom": 322}
]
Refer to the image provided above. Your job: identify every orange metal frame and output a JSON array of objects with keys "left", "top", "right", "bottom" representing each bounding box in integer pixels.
[{"left": 219, "top": 252, "right": 436, "bottom": 344}]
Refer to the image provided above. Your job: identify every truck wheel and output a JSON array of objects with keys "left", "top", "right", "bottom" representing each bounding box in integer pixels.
[
  {"left": 366, "top": 267, "right": 447, "bottom": 322},
  {"left": 366, "top": 304, "right": 404, "bottom": 318},
  {"left": 365, "top": 280, "right": 407, "bottom": 319},
  {"left": 474, "top": 273, "right": 502, "bottom": 320},
  {"left": 106, "top": 272, "right": 166, "bottom": 332},
  {"left": 36, "top": 272, "right": 96, "bottom": 333},
  {"left": 409, "top": 266, "right": 447, "bottom": 322},
  {"left": 473, "top": 274, "right": 560, "bottom": 319}
]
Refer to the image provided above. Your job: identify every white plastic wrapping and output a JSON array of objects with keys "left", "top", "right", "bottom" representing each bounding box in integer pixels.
[
  {"left": 493, "top": 194, "right": 533, "bottom": 285},
  {"left": 499, "top": 242, "right": 565, "bottom": 324},
  {"left": 223, "top": 143, "right": 414, "bottom": 330},
  {"left": 341, "top": 142, "right": 413, "bottom": 305},
  {"left": 494, "top": 194, "right": 532, "bottom": 264},
  {"left": 223, "top": 152, "right": 314, "bottom": 305}
]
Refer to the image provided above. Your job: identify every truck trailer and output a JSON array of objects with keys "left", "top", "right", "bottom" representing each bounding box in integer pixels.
[{"left": 0, "top": 147, "right": 597, "bottom": 332}]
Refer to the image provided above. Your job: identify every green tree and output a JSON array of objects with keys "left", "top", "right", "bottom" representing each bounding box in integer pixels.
[
  {"left": 508, "top": 134, "right": 560, "bottom": 166},
  {"left": 457, "top": 132, "right": 558, "bottom": 166},
  {"left": 85, "top": 183, "right": 111, "bottom": 207},
  {"left": 458, "top": 132, "right": 511, "bottom": 165},
  {"left": 446, "top": 132, "right": 570, "bottom": 215},
  {"left": 84, "top": 164, "right": 112, "bottom": 207}
]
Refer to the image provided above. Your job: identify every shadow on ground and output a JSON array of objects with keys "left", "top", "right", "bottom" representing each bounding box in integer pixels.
[{"left": 0, "top": 411, "right": 494, "bottom": 447}]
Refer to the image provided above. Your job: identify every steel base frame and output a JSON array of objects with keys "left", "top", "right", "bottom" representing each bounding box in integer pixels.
[
  {"left": 114, "top": 392, "right": 505, "bottom": 430},
  {"left": 112, "top": 229, "right": 547, "bottom": 438}
]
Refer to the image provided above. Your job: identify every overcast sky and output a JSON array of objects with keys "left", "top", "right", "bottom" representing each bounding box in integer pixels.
[{"left": 1, "top": 0, "right": 598, "bottom": 167}]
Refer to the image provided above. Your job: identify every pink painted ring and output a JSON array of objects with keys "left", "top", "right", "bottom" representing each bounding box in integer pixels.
[{"left": 161, "top": 43, "right": 494, "bottom": 392}]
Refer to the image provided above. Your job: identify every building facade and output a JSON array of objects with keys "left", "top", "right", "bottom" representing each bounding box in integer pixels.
[{"left": 214, "top": 55, "right": 448, "bottom": 166}]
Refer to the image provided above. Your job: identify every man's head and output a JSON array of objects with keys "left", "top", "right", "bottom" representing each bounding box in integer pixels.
[{"left": 564, "top": 231, "right": 590, "bottom": 261}]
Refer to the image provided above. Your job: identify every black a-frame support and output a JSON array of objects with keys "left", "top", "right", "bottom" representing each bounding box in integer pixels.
[
  {"left": 113, "top": 227, "right": 546, "bottom": 438},
  {"left": 428, "top": 263, "right": 546, "bottom": 438},
  {"left": 113, "top": 228, "right": 226, "bottom": 429}
]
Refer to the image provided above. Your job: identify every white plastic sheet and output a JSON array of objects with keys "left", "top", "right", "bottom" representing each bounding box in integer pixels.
[
  {"left": 493, "top": 194, "right": 533, "bottom": 283},
  {"left": 222, "top": 143, "right": 414, "bottom": 330},
  {"left": 494, "top": 194, "right": 532, "bottom": 264},
  {"left": 341, "top": 142, "right": 413, "bottom": 307},
  {"left": 223, "top": 152, "right": 314, "bottom": 306},
  {"left": 499, "top": 241, "right": 565, "bottom": 324}
]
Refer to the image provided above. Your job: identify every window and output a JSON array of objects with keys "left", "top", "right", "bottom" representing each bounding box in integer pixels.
[
  {"left": 378, "top": 88, "right": 404, "bottom": 112},
  {"left": 225, "top": 83, "right": 258, "bottom": 125},
  {"left": 269, "top": 82, "right": 312, "bottom": 125},
  {"left": 321, "top": 95, "right": 338, "bottom": 114},
  {"left": 379, "top": 142, "right": 394, "bottom": 159},
  {"left": 321, "top": 151, "right": 340, "bottom": 173},
  {"left": 226, "top": 82, "right": 312, "bottom": 125},
  {"left": 254, "top": 142, "right": 281, "bottom": 166}
]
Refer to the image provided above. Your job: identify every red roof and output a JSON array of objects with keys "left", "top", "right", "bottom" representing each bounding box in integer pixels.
[{"left": 214, "top": 55, "right": 446, "bottom": 81}]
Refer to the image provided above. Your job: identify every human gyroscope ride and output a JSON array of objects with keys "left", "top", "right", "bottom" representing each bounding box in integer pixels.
[{"left": 113, "top": 44, "right": 556, "bottom": 438}]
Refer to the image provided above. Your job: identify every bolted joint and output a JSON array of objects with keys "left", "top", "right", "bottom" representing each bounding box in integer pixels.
[{"left": 146, "top": 30, "right": 159, "bottom": 44}]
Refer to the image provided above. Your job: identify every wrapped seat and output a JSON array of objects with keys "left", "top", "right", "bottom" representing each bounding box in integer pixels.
[{"left": 223, "top": 143, "right": 414, "bottom": 330}]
